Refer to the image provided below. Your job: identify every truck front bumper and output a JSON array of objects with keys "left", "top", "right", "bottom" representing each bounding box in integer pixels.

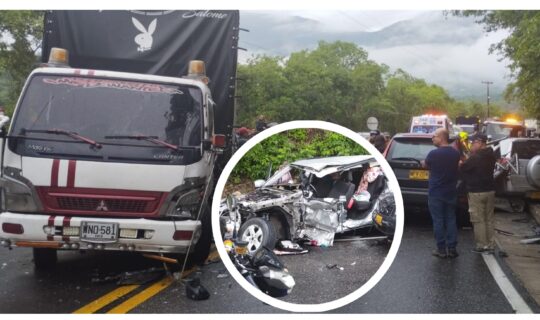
[{"left": 0, "top": 212, "right": 201, "bottom": 253}]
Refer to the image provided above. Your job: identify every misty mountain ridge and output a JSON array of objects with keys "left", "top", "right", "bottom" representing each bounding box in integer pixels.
[{"left": 239, "top": 11, "right": 510, "bottom": 102}]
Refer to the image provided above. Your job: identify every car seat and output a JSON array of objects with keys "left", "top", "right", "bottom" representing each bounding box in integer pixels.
[{"left": 327, "top": 179, "right": 355, "bottom": 203}]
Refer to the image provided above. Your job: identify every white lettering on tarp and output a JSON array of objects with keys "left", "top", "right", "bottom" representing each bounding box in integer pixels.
[
  {"left": 43, "top": 77, "right": 184, "bottom": 95},
  {"left": 182, "top": 10, "right": 228, "bottom": 19}
]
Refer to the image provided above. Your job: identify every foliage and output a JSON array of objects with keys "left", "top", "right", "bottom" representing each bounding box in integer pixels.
[
  {"left": 0, "top": 11, "right": 44, "bottom": 115},
  {"left": 453, "top": 11, "right": 540, "bottom": 119},
  {"left": 230, "top": 129, "right": 368, "bottom": 181},
  {"left": 237, "top": 41, "right": 469, "bottom": 134}
]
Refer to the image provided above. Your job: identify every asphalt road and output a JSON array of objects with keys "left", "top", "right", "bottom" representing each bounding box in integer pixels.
[{"left": 0, "top": 212, "right": 521, "bottom": 313}]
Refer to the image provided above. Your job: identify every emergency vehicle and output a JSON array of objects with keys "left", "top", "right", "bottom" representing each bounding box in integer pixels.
[{"left": 409, "top": 114, "right": 452, "bottom": 134}]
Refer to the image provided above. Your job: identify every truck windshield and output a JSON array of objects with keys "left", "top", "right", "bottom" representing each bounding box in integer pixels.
[{"left": 9, "top": 74, "right": 203, "bottom": 165}]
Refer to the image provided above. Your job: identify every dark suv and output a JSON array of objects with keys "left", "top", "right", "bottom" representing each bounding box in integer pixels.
[{"left": 384, "top": 133, "right": 469, "bottom": 224}]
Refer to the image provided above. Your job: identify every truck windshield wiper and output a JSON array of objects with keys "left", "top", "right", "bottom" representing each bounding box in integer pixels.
[
  {"left": 20, "top": 128, "right": 102, "bottom": 148},
  {"left": 104, "top": 135, "right": 180, "bottom": 151}
]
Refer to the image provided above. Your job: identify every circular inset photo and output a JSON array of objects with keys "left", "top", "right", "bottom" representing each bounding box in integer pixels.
[{"left": 211, "top": 121, "right": 404, "bottom": 312}]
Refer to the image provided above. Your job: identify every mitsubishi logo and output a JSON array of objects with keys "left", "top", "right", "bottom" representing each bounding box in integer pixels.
[{"left": 96, "top": 200, "right": 109, "bottom": 211}]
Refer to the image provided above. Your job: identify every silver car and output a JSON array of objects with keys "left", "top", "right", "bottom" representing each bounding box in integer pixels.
[
  {"left": 494, "top": 138, "right": 540, "bottom": 203},
  {"left": 220, "top": 156, "right": 396, "bottom": 254}
]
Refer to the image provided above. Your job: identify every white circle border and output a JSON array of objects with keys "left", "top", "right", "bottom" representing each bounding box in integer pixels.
[{"left": 211, "top": 120, "right": 404, "bottom": 312}]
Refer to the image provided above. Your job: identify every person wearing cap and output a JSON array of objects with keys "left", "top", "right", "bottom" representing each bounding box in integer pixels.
[
  {"left": 422, "top": 128, "right": 461, "bottom": 258},
  {"left": 459, "top": 133, "right": 497, "bottom": 254},
  {"left": 369, "top": 130, "right": 386, "bottom": 153}
]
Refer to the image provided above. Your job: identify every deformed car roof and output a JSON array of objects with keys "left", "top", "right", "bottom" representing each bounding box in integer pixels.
[{"left": 291, "top": 155, "right": 376, "bottom": 177}]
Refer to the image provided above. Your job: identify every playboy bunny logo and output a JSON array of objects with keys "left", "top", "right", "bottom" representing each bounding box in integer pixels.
[{"left": 132, "top": 17, "right": 157, "bottom": 52}]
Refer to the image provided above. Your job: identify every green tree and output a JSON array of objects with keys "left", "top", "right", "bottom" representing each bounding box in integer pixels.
[
  {"left": 231, "top": 129, "right": 368, "bottom": 181},
  {"left": 454, "top": 11, "right": 540, "bottom": 118},
  {"left": 0, "top": 10, "right": 43, "bottom": 114}
]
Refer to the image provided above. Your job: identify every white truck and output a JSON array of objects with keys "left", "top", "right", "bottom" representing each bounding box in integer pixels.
[{"left": 0, "top": 10, "right": 240, "bottom": 268}]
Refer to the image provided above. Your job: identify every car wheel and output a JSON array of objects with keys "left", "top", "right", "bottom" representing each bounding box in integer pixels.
[
  {"left": 238, "top": 217, "right": 276, "bottom": 255},
  {"left": 33, "top": 248, "right": 57, "bottom": 270}
]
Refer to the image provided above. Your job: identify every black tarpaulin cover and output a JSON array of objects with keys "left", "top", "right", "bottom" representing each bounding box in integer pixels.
[{"left": 42, "top": 10, "right": 239, "bottom": 136}]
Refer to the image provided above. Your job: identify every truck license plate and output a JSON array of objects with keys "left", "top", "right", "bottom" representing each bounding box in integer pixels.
[
  {"left": 409, "top": 170, "right": 429, "bottom": 180},
  {"left": 81, "top": 221, "right": 118, "bottom": 243}
]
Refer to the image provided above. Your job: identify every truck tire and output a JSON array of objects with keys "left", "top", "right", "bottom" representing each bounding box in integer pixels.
[
  {"left": 33, "top": 248, "right": 57, "bottom": 270},
  {"left": 187, "top": 207, "right": 212, "bottom": 266},
  {"left": 238, "top": 217, "right": 276, "bottom": 255}
]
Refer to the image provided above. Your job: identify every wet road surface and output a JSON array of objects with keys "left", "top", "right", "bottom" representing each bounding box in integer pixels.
[{"left": 0, "top": 213, "right": 522, "bottom": 313}]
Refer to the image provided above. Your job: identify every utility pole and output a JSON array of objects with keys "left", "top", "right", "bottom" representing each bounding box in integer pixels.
[{"left": 481, "top": 81, "right": 493, "bottom": 118}]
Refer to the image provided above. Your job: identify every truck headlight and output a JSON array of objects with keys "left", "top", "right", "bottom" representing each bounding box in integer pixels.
[
  {"left": 0, "top": 175, "right": 40, "bottom": 212},
  {"left": 165, "top": 189, "right": 202, "bottom": 219}
]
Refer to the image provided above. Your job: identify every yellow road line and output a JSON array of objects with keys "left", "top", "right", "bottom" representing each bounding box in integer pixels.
[
  {"left": 107, "top": 276, "right": 175, "bottom": 314},
  {"left": 106, "top": 253, "right": 221, "bottom": 314},
  {"left": 73, "top": 285, "right": 139, "bottom": 314},
  {"left": 74, "top": 250, "right": 220, "bottom": 314}
]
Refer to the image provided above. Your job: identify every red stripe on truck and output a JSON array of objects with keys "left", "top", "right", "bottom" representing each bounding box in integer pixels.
[
  {"left": 51, "top": 159, "right": 60, "bottom": 187},
  {"left": 67, "top": 160, "right": 76, "bottom": 188},
  {"left": 47, "top": 215, "right": 55, "bottom": 241}
]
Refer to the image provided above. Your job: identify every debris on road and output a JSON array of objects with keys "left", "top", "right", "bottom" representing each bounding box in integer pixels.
[
  {"left": 185, "top": 278, "right": 210, "bottom": 300},
  {"left": 274, "top": 240, "right": 309, "bottom": 255},
  {"left": 520, "top": 237, "right": 540, "bottom": 245},
  {"left": 495, "top": 228, "right": 514, "bottom": 236},
  {"left": 217, "top": 272, "right": 230, "bottom": 279},
  {"left": 91, "top": 267, "right": 165, "bottom": 285},
  {"left": 334, "top": 236, "right": 388, "bottom": 242},
  {"left": 326, "top": 264, "right": 344, "bottom": 271}
]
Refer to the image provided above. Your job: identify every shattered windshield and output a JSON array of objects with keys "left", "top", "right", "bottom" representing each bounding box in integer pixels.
[{"left": 9, "top": 74, "right": 203, "bottom": 165}]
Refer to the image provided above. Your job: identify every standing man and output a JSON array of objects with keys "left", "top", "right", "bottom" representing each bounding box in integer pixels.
[
  {"left": 459, "top": 133, "right": 496, "bottom": 254},
  {"left": 422, "top": 128, "right": 461, "bottom": 258},
  {"left": 370, "top": 130, "right": 386, "bottom": 153}
]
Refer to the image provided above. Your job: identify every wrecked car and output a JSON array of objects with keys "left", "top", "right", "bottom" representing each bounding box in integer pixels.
[
  {"left": 220, "top": 155, "right": 396, "bottom": 254},
  {"left": 494, "top": 138, "right": 540, "bottom": 209}
]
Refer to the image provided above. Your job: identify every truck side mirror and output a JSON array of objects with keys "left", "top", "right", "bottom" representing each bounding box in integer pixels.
[
  {"left": 202, "top": 139, "right": 212, "bottom": 151},
  {"left": 0, "top": 115, "right": 10, "bottom": 137}
]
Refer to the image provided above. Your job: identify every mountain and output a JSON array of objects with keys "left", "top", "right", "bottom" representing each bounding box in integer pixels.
[{"left": 238, "top": 11, "right": 510, "bottom": 102}]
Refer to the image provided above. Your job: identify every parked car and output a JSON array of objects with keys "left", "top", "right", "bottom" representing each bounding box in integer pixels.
[
  {"left": 493, "top": 138, "right": 540, "bottom": 204},
  {"left": 220, "top": 156, "right": 396, "bottom": 254},
  {"left": 384, "top": 133, "right": 469, "bottom": 225}
]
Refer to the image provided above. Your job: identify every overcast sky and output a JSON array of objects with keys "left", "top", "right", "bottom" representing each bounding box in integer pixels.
[{"left": 238, "top": 10, "right": 511, "bottom": 100}]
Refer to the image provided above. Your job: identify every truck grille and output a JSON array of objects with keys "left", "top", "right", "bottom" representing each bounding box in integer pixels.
[
  {"left": 36, "top": 187, "right": 167, "bottom": 217},
  {"left": 56, "top": 197, "right": 148, "bottom": 212}
]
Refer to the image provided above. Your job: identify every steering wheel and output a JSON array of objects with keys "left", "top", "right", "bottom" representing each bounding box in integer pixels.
[{"left": 307, "top": 183, "right": 318, "bottom": 197}]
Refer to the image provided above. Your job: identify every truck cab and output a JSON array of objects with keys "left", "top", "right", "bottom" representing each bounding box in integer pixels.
[{"left": 0, "top": 50, "right": 221, "bottom": 268}]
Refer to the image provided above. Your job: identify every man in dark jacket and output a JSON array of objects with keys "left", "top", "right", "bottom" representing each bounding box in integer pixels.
[
  {"left": 422, "top": 128, "right": 461, "bottom": 258},
  {"left": 460, "top": 133, "right": 496, "bottom": 254}
]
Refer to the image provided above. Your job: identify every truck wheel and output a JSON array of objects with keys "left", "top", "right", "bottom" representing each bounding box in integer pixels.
[
  {"left": 238, "top": 217, "right": 276, "bottom": 255},
  {"left": 33, "top": 248, "right": 57, "bottom": 270},
  {"left": 188, "top": 208, "right": 212, "bottom": 266}
]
